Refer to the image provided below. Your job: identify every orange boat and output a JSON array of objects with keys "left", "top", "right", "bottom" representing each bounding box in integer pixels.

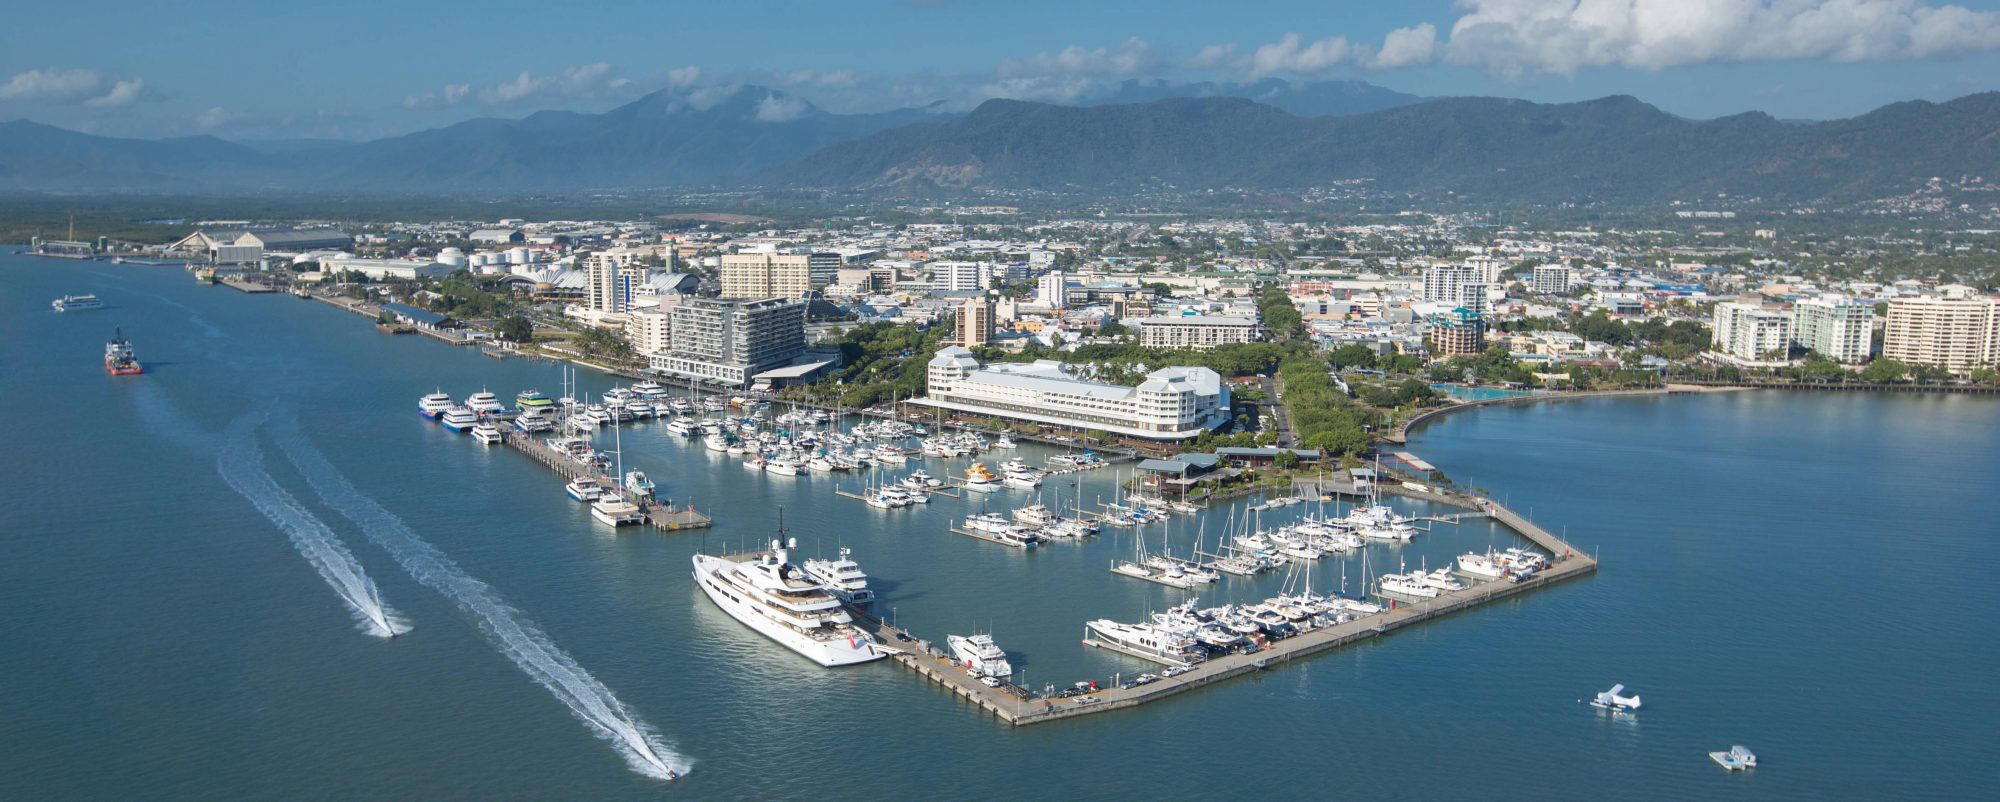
[{"left": 105, "top": 328, "right": 143, "bottom": 376}]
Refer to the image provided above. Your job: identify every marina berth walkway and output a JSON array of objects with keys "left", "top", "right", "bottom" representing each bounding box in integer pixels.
[
  {"left": 859, "top": 492, "right": 1594, "bottom": 727},
  {"left": 496, "top": 428, "right": 711, "bottom": 532}
]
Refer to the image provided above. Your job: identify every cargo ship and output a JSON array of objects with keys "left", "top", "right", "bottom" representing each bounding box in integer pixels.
[{"left": 105, "top": 328, "right": 143, "bottom": 376}]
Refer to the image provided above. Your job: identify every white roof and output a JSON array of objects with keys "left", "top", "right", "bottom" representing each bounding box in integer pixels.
[{"left": 1135, "top": 315, "right": 1257, "bottom": 326}]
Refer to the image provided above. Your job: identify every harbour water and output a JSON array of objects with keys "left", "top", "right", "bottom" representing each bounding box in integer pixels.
[{"left": 4, "top": 253, "right": 1996, "bottom": 798}]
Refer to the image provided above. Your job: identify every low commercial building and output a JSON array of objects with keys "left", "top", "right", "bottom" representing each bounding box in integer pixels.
[
  {"left": 1136, "top": 315, "right": 1260, "bottom": 350},
  {"left": 914, "top": 347, "right": 1230, "bottom": 441},
  {"left": 319, "top": 257, "right": 455, "bottom": 281}
]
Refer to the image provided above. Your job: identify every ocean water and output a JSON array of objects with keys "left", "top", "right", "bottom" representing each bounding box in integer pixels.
[{"left": 3, "top": 253, "right": 1996, "bottom": 799}]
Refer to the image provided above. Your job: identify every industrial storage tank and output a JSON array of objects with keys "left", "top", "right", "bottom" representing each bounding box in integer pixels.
[{"left": 437, "top": 247, "right": 467, "bottom": 268}]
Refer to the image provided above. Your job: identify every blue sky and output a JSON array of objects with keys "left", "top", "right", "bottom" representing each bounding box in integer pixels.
[{"left": 5, "top": 0, "right": 2000, "bottom": 140}]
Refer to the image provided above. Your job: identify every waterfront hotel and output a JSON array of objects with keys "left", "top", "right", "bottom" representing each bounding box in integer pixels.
[{"left": 913, "top": 346, "right": 1230, "bottom": 441}]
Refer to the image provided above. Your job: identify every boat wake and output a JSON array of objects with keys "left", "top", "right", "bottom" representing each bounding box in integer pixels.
[
  {"left": 217, "top": 416, "right": 408, "bottom": 638},
  {"left": 273, "top": 425, "right": 689, "bottom": 781}
]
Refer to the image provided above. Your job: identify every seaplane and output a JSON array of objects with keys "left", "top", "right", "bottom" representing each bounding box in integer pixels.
[{"left": 1589, "top": 683, "right": 1643, "bottom": 713}]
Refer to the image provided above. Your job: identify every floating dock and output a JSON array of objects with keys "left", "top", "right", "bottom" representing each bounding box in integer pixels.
[
  {"left": 947, "top": 525, "right": 1031, "bottom": 548},
  {"left": 860, "top": 492, "right": 1592, "bottom": 727},
  {"left": 496, "top": 428, "right": 710, "bottom": 532}
]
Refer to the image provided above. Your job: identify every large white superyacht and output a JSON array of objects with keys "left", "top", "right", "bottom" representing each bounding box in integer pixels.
[{"left": 692, "top": 537, "right": 885, "bottom": 667}]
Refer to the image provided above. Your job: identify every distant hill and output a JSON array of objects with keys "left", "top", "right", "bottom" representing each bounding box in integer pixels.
[
  {"left": 0, "top": 86, "right": 947, "bottom": 193},
  {"left": 781, "top": 93, "right": 2000, "bottom": 202},
  {"left": 1087, "top": 78, "right": 1424, "bottom": 117}
]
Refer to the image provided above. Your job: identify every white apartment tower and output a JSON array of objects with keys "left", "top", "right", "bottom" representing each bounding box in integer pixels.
[
  {"left": 1712, "top": 302, "right": 1794, "bottom": 360},
  {"left": 719, "top": 252, "right": 833, "bottom": 299},
  {"left": 1882, "top": 285, "right": 2000, "bottom": 374},
  {"left": 1792, "top": 295, "right": 1874, "bottom": 364},
  {"left": 1532, "top": 264, "right": 1573, "bottom": 296}
]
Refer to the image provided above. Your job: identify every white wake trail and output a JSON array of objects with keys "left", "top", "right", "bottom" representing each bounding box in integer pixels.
[
  {"left": 217, "top": 417, "right": 408, "bottom": 638},
  {"left": 273, "top": 426, "right": 689, "bottom": 781}
]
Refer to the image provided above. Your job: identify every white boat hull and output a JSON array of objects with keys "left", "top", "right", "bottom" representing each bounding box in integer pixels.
[{"left": 691, "top": 556, "right": 883, "bottom": 667}]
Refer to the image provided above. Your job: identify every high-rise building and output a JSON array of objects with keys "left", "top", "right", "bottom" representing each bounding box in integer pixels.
[
  {"left": 585, "top": 253, "right": 650, "bottom": 314},
  {"left": 1532, "top": 264, "right": 1573, "bottom": 295},
  {"left": 1711, "top": 302, "right": 1794, "bottom": 360},
  {"left": 1426, "top": 308, "right": 1486, "bottom": 356},
  {"left": 719, "top": 253, "right": 827, "bottom": 299},
  {"left": 648, "top": 297, "right": 806, "bottom": 387},
  {"left": 1882, "top": 285, "right": 2000, "bottom": 374},
  {"left": 1792, "top": 295, "right": 1874, "bottom": 364},
  {"left": 624, "top": 309, "right": 673, "bottom": 356},
  {"left": 956, "top": 298, "right": 994, "bottom": 347},
  {"left": 1423, "top": 264, "right": 1488, "bottom": 312},
  {"left": 1038, "top": 270, "right": 1068, "bottom": 309}
]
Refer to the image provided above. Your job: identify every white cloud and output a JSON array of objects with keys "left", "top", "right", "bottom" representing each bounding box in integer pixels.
[
  {"left": 84, "top": 78, "right": 145, "bottom": 108},
  {"left": 1189, "top": 43, "right": 1242, "bottom": 69},
  {"left": 975, "top": 75, "right": 1100, "bottom": 103},
  {"left": 999, "top": 37, "right": 1159, "bottom": 77},
  {"left": 1363, "top": 23, "right": 1438, "bottom": 70},
  {"left": 402, "top": 82, "right": 473, "bottom": 110},
  {"left": 195, "top": 106, "right": 231, "bottom": 129},
  {"left": 0, "top": 68, "right": 104, "bottom": 102},
  {"left": 1444, "top": 0, "right": 2000, "bottom": 78},
  {"left": 479, "top": 62, "right": 625, "bottom": 104},
  {"left": 1249, "top": 33, "right": 1353, "bottom": 76},
  {"left": 753, "top": 93, "right": 814, "bottom": 122}
]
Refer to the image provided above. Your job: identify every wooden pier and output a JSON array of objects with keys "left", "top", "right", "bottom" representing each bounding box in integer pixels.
[{"left": 947, "top": 525, "right": 1031, "bottom": 548}]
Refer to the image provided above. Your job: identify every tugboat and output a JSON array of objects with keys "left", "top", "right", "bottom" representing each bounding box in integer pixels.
[{"left": 104, "top": 328, "right": 143, "bottom": 375}]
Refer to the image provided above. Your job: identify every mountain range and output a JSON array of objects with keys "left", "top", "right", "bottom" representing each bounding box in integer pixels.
[{"left": 2, "top": 80, "right": 1996, "bottom": 205}]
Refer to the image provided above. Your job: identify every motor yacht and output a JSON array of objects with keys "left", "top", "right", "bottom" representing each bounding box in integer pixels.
[
  {"left": 439, "top": 406, "right": 480, "bottom": 432},
  {"left": 801, "top": 547, "right": 875, "bottom": 607},
  {"left": 946, "top": 633, "right": 1013, "bottom": 679},
  {"left": 565, "top": 476, "right": 604, "bottom": 502},
  {"left": 691, "top": 539, "right": 885, "bottom": 667}
]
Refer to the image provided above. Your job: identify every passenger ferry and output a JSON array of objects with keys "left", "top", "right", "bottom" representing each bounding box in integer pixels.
[
  {"left": 439, "top": 406, "right": 480, "bottom": 432},
  {"left": 464, "top": 389, "right": 505, "bottom": 414},
  {"left": 691, "top": 538, "right": 885, "bottom": 667},
  {"left": 565, "top": 476, "right": 605, "bottom": 502},
  {"left": 516, "top": 390, "right": 556, "bottom": 412},
  {"left": 590, "top": 494, "right": 645, "bottom": 527},
  {"left": 417, "top": 390, "right": 453, "bottom": 418},
  {"left": 470, "top": 423, "right": 504, "bottom": 445},
  {"left": 53, "top": 294, "right": 103, "bottom": 312}
]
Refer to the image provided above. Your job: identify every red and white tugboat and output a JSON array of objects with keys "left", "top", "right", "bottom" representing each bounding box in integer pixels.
[{"left": 105, "top": 328, "right": 143, "bottom": 376}]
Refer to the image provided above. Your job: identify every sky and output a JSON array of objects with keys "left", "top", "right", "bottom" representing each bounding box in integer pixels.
[{"left": 5, "top": 0, "right": 2000, "bottom": 141}]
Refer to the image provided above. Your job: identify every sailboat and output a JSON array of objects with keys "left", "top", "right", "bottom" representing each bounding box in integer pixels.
[{"left": 590, "top": 424, "right": 644, "bottom": 527}]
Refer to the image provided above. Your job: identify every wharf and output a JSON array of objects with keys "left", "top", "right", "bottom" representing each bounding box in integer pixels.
[
  {"left": 219, "top": 277, "right": 276, "bottom": 293},
  {"left": 495, "top": 427, "right": 711, "bottom": 532},
  {"left": 865, "top": 493, "right": 1592, "bottom": 727}
]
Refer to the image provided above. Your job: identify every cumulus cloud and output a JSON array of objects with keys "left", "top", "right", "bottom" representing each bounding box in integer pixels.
[
  {"left": 1249, "top": 33, "right": 1353, "bottom": 76},
  {"left": 0, "top": 68, "right": 105, "bottom": 102},
  {"left": 1444, "top": 0, "right": 2000, "bottom": 78},
  {"left": 1189, "top": 43, "right": 1242, "bottom": 69},
  {"left": 479, "top": 62, "right": 630, "bottom": 103},
  {"left": 402, "top": 82, "right": 472, "bottom": 110},
  {"left": 999, "top": 37, "right": 1159, "bottom": 77},
  {"left": 976, "top": 75, "right": 1100, "bottom": 103},
  {"left": 84, "top": 78, "right": 146, "bottom": 108},
  {"left": 1363, "top": 23, "right": 1438, "bottom": 70}
]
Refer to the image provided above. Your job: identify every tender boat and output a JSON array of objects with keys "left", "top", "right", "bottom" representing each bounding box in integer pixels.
[
  {"left": 946, "top": 633, "right": 1013, "bottom": 680},
  {"left": 691, "top": 538, "right": 885, "bottom": 667},
  {"left": 624, "top": 470, "right": 656, "bottom": 498},
  {"left": 801, "top": 547, "right": 875, "bottom": 607}
]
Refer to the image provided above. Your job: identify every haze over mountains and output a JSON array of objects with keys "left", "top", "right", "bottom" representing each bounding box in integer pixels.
[{"left": 2, "top": 78, "right": 1995, "bottom": 205}]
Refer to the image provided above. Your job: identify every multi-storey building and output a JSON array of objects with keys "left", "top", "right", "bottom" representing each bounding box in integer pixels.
[
  {"left": 584, "top": 253, "right": 650, "bottom": 314},
  {"left": 1712, "top": 302, "right": 1794, "bottom": 360},
  {"left": 1426, "top": 307, "right": 1486, "bottom": 357},
  {"left": 1532, "top": 264, "right": 1573, "bottom": 295},
  {"left": 624, "top": 309, "right": 672, "bottom": 356},
  {"left": 719, "top": 253, "right": 832, "bottom": 299},
  {"left": 1792, "top": 295, "right": 1874, "bottom": 364},
  {"left": 1136, "top": 315, "right": 1260, "bottom": 350},
  {"left": 955, "top": 298, "right": 994, "bottom": 347},
  {"left": 916, "top": 347, "right": 1229, "bottom": 441},
  {"left": 1882, "top": 285, "right": 2000, "bottom": 374},
  {"left": 648, "top": 297, "right": 806, "bottom": 387}
]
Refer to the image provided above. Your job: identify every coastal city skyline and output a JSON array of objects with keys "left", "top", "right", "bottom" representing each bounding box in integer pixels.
[
  {"left": 6, "top": 0, "right": 2000, "bottom": 140},
  {"left": 6, "top": 0, "right": 1999, "bottom": 798}
]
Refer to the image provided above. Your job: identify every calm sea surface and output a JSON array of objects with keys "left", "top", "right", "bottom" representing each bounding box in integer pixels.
[{"left": 3, "top": 254, "right": 1996, "bottom": 799}]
